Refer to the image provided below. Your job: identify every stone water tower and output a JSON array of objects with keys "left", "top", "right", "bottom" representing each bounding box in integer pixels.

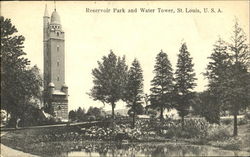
[{"left": 43, "top": 5, "right": 68, "bottom": 121}]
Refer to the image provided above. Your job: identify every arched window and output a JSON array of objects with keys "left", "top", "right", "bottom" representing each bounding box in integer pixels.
[
  {"left": 57, "top": 76, "right": 60, "bottom": 81},
  {"left": 57, "top": 32, "right": 59, "bottom": 36},
  {"left": 57, "top": 45, "right": 59, "bottom": 51}
]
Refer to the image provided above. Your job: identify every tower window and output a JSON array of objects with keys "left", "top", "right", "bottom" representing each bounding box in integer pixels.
[
  {"left": 57, "top": 61, "right": 59, "bottom": 66},
  {"left": 57, "top": 45, "right": 59, "bottom": 51},
  {"left": 57, "top": 32, "right": 59, "bottom": 36},
  {"left": 57, "top": 76, "right": 60, "bottom": 81}
]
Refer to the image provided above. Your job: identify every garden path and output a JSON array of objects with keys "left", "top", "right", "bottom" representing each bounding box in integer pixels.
[{"left": 1, "top": 132, "right": 38, "bottom": 157}]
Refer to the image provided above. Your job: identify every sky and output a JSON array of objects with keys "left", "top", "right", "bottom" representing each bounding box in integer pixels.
[{"left": 2, "top": 1, "right": 249, "bottom": 112}]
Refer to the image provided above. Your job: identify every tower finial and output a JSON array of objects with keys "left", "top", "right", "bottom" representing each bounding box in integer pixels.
[
  {"left": 54, "top": 0, "right": 56, "bottom": 11},
  {"left": 44, "top": 4, "right": 49, "bottom": 17}
]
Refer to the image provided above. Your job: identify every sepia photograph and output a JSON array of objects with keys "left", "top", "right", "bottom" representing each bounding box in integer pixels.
[{"left": 1, "top": 1, "right": 250, "bottom": 156}]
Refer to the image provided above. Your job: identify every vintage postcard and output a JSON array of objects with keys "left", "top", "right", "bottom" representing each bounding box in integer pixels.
[{"left": 1, "top": 1, "right": 249, "bottom": 156}]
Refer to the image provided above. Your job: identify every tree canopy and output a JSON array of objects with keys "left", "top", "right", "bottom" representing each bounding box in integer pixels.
[
  {"left": 124, "top": 59, "right": 144, "bottom": 127},
  {"left": 174, "top": 43, "right": 196, "bottom": 127},
  {"left": 150, "top": 50, "right": 174, "bottom": 120},
  {"left": 1, "top": 16, "right": 43, "bottom": 126},
  {"left": 205, "top": 21, "right": 250, "bottom": 136},
  {"left": 89, "top": 50, "right": 128, "bottom": 119},
  {"left": 222, "top": 21, "right": 250, "bottom": 136},
  {"left": 191, "top": 91, "right": 220, "bottom": 124}
]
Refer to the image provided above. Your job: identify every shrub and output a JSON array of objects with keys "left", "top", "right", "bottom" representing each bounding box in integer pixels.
[
  {"left": 238, "top": 118, "right": 248, "bottom": 125},
  {"left": 18, "top": 105, "right": 47, "bottom": 127},
  {"left": 216, "top": 138, "right": 241, "bottom": 150},
  {"left": 88, "top": 115, "right": 96, "bottom": 121},
  {"left": 182, "top": 119, "right": 210, "bottom": 138},
  {"left": 221, "top": 118, "right": 232, "bottom": 125},
  {"left": 1, "top": 110, "right": 7, "bottom": 125},
  {"left": 224, "top": 140, "right": 241, "bottom": 150},
  {"left": 148, "top": 109, "right": 157, "bottom": 119},
  {"left": 163, "top": 118, "right": 210, "bottom": 139},
  {"left": 44, "top": 117, "right": 57, "bottom": 125},
  {"left": 207, "top": 125, "right": 231, "bottom": 140},
  {"left": 244, "top": 112, "right": 250, "bottom": 120}
]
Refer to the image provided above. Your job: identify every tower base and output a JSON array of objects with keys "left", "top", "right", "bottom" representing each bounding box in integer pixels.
[
  {"left": 51, "top": 98, "right": 68, "bottom": 122},
  {"left": 46, "top": 89, "right": 68, "bottom": 122}
]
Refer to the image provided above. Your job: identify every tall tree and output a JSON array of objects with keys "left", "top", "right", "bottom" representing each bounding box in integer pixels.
[
  {"left": 225, "top": 21, "right": 250, "bottom": 136},
  {"left": 150, "top": 50, "right": 174, "bottom": 121},
  {"left": 124, "top": 59, "right": 144, "bottom": 128},
  {"left": 205, "top": 21, "right": 250, "bottom": 136},
  {"left": 205, "top": 38, "right": 230, "bottom": 91},
  {"left": 204, "top": 38, "right": 230, "bottom": 121},
  {"left": 174, "top": 43, "right": 196, "bottom": 128},
  {"left": 89, "top": 50, "right": 128, "bottom": 119},
  {"left": 1, "top": 16, "right": 43, "bottom": 126}
]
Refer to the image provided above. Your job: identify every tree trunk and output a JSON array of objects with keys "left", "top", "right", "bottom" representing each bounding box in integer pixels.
[
  {"left": 6, "top": 112, "right": 9, "bottom": 124},
  {"left": 233, "top": 113, "right": 238, "bottom": 136},
  {"left": 181, "top": 116, "right": 184, "bottom": 130},
  {"left": 132, "top": 114, "right": 135, "bottom": 128},
  {"left": 111, "top": 102, "right": 115, "bottom": 120},
  {"left": 160, "top": 107, "right": 164, "bottom": 121}
]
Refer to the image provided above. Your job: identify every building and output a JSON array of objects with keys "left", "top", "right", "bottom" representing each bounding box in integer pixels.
[{"left": 43, "top": 5, "right": 68, "bottom": 121}]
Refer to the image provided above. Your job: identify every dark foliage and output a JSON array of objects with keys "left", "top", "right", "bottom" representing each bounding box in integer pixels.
[
  {"left": 89, "top": 51, "right": 128, "bottom": 119},
  {"left": 174, "top": 43, "right": 196, "bottom": 128},
  {"left": 124, "top": 59, "right": 144, "bottom": 127},
  {"left": 150, "top": 50, "right": 174, "bottom": 121},
  {"left": 205, "top": 21, "right": 250, "bottom": 136},
  {"left": 192, "top": 91, "right": 220, "bottom": 124},
  {"left": 1, "top": 16, "right": 43, "bottom": 127}
]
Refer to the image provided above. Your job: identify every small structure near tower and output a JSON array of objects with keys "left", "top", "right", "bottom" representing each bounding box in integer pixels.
[{"left": 43, "top": 5, "right": 68, "bottom": 121}]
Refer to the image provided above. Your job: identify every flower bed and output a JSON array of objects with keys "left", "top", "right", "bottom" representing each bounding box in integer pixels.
[{"left": 2, "top": 117, "right": 238, "bottom": 144}]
